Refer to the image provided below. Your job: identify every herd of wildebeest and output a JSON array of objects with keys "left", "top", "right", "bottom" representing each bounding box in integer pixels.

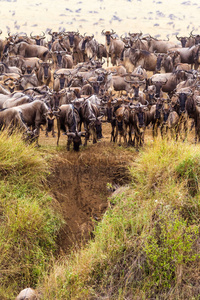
[{"left": 0, "top": 28, "right": 200, "bottom": 151}]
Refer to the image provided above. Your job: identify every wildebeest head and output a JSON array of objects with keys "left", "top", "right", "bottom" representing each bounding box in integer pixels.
[
  {"left": 39, "top": 61, "right": 51, "bottom": 79},
  {"left": 135, "top": 105, "right": 146, "bottom": 130},
  {"left": 176, "top": 35, "right": 188, "bottom": 47},
  {"left": 177, "top": 92, "right": 188, "bottom": 113},
  {"left": 54, "top": 51, "right": 66, "bottom": 67},
  {"left": 64, "top": 30, "right": 79, "bottom": 50},
  {"left": 155, "top": 53, "right": 164, "bottom": 71},
  {"left": 190, "top": 31, "right": 200, "bottom": 45},
  {"left": 152, "top": 80, "right": 167, "bottom": 98},
  {"left": 89, "top": 117, "right": 103, "bottom": 139},
  {"left": 102, "top": 29, "right": 115, "bottom": 46},
  {"left": 162, "top": 99, "right": 171, "bottom": 123},
  {"left": 30, "top": 31, "right": 46, "bottom": 45},
  {"left": 67, "top": 131, "right": 84, "bottom": 151},
  {"left": 57, "top": 73, "right": 66, "bottom": 90}
]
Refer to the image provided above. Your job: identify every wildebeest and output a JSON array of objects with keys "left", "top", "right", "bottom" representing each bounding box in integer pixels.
[
  {"left": 168, "top": 44, "right": 200, "bottom": 69},
  {"left": 145, "top": 35, "right": 179, "bottom": 53},
  {"left": 0, "top": 106, "right": 30, "bottom": 134},
  {"left": 46, "top": 110, "right": 56, "bottom": 137},
  {"left": 78, "top": 34, "right": 99, "bottom": 62},
  {"left": 8, "top": 41, "right": 49, "bottom": 61},
  {"left": 50, "top": 50, "right": 73, "bottom": 69},
  {"left": 55, "top": 104, "right": 85, "bottom": 151},
  {"left": 79, "top": 98, "right": 103, "bottom": 146},
  {"left": 112, "top": 104, "right": 129, "bottom": 145},
  {"left": 36, "top": 61, "right": 52, "bottom": 86},
  {"left": 102, "top": 29, "right": 125, "bottom": 67},
  {"left": 121, "top": 47, "right": 157, "bottom": 72},
  {"left": 150, "top": 70, "right": 189, "bottom": 94},
  {"left": 129, "top": 102, "right": 149, "bottom": 149},
  {"left": 13, "top": 100, "right": 49, "bottom": 142}
]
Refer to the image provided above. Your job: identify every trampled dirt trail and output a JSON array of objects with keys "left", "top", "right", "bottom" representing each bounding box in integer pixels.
[{"left": 43, "top": 123, "right": 133, "bottom": 253}]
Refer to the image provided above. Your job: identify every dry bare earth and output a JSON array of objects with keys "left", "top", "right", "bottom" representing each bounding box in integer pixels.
[{"left": 43, "top": 123, "right": 133, "bottom": 253}]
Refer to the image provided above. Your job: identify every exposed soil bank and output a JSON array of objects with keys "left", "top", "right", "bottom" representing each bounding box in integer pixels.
[{"left": 48, "top": 142, "right": 133, "bottom": 253}]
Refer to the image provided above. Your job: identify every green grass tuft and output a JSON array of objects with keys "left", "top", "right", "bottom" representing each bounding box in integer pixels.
[{"left": 0, "top": 130, "right": 64, "bottom": 299}]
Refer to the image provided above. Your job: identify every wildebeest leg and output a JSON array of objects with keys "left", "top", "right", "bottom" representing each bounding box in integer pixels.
[
  {"left": 194, "top": 119, "right": 199, "bottom": 144},
  {"left": 154, "top": 120, "right": 159, "bottom": 138},
  {"left": 110, "top": 122, "right": 115, "bottom": 142},
  {"left": 190, "top": 120, "right": 195, "bottom": 131},
  {"left": 67, "top": 136, "right": 72, "bottom": 151},
  {"left": 114, "top": 123, "right": 118, "bottom": 143},
  {"left": 183, "top": 119, "right": 188, "bottom": 142},
  {"left": 56, "top": 118, "right": 61, "bottom": 146},
  {"left": 83, "top": 122, "right": 90, "bottom": 146},
  {"left": 52, "top": 125, "right": 55, "bottom": 137}
]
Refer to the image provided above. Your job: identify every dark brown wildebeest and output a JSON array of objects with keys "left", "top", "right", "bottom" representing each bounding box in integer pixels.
[
  {"left": 102, "top": 29, "right": 125, "bottom": 67},
  {"left": 36, "top": 61, "right": 52, "bottom": 86},
  {"left": 13, "top": 99, "right": 49, "bottom": 142},
  {"left": 0, "top": 106, "right": 30, "bottom": 134},
  {"left": 2, "top": 94, "right": 31, "bottom": 108},
  {"left": 161, "top": 51, "right": 181, "bottom": 73},
  {"left": 50, "top": 50, "right": 73, "bottom": 69},
  {"left": 53, "top": 72, "right": 71, "bottom": 91},
  {"left": 55, "top": 104, "right": 85, "bottom": 151},
  {"left": 150, "top": 70, "right": 189, "bottom": 94},
  {"left": 78, "top": 34, "right": 99, "bottom": 62},
  {"left": 46, "top": 110, "right": 56, "bottom": 138},
  {"left": 0, "top": 62, "right": 22, "bottom": 75},
  {"left": 186, "top": 93, "right": 200, "bottom": 143},
  {"left": 79, "top": 98, "right": 103, "bottom": 146},
  {"left": 121, "top": 47, "right": 157, "bottom": 73},
  {"left": 168, "top": 44, "right": 200, "bottom": 69},
  {"left": 171, "top": 91, "right": 192, "bottom": 141},
  {"left": 128, "top": 102, "right": 149, "bottom": 150},
  {"left": 63, "top": 30, "right": 83, "bottom": 63},
  {"left": 145, "top": 35, "right": 179, "bottom": 53},
  {"left": 176, "top": 33, "right": 193, "bottom": 48},
  {"left": 113, "top": 104, "right": 129, "bottom": 145},
  {"left": 7, "top": 41, "right": 49, "bottom": 61}
]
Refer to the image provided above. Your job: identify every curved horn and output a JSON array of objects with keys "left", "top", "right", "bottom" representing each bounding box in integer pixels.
[
  {"left": 101, "top": 29, "right": 106, "bottom": 35},
  {"left": 190, "top": 30, "right": 195, "bottom": 37},
  {"left": 176, "top": 34, "right": 182, "bottom": 41},
  {"left": 41, "top": 31, "right": 46, "bottom": 39},
  {"left": 30, "top": 32, "right": 35, "bottom": 39}
]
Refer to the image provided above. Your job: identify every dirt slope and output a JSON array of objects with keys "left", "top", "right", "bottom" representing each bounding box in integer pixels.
[{"left": 44, "top": 123, "right": 133, "bottom": 253}]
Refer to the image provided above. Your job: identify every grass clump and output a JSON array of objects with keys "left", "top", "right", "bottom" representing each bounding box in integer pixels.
[
  {"left": 39, "top": 138, "right": 200, "bottom": 300},
  {"left": 0, "top": 130, "right": 63, "bottom": 299}
]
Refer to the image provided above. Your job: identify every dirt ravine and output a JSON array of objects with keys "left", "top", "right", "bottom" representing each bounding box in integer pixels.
[{"left": 47, "top": 140, "right": 133, "bottom": 253}]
